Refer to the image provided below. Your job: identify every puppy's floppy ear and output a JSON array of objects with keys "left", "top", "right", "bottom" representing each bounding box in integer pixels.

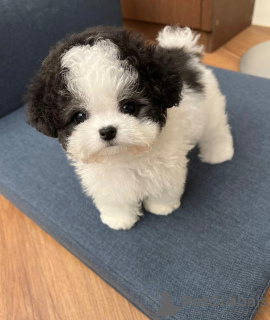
[
  {"left": 26, "top": 53, "right": 64, "bottom": 138},
  {"left": 26, "top": 91, "right": 58, "bottom": 138},
  {"left": 26, "top": 104, "right": 58, "bottom": 138},
  {"left": 145, "top": 45, "right": 183, "bottom": 109}
]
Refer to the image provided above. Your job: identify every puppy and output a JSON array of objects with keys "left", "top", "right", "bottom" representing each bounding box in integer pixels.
[{"left": 26, "top": 26, "right": 234, "bottom": 230}]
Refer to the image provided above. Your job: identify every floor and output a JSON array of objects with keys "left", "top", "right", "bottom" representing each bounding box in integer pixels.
[
  {"left": 0, "top": 25, "right": 270, "bottom": 320},
  {"left": 202, "top": 25, "right": 270, "bottom": 72}
]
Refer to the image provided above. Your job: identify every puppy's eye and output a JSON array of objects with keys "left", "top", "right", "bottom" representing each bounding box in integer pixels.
[
  {"left": 121, "top": 102, "right": 137, "bottom": 115},
  {"left": 73, "top": 112, "right": 87, "bottom": 124}
]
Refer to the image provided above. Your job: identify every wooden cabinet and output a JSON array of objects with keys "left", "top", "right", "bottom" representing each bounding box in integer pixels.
[
  {"left": 121, "top": 0, "right": 255, "bottom": 52},
  {"left": 122, "top": 0, "right": 201, "bottom": 28}
]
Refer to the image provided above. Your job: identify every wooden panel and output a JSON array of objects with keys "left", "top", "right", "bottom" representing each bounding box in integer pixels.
[
  {"left": 123, "top": 19, "right": 165, "bottom": 41},
  {"left": 199, "top": 30, "right": 211, "bottom": 52},
  {"left": 201, "top": 0, "right": 213, "bottom": 31},
  {"left": 209, "top": 0, "right": 255, "bottom": 51},
  {"left": 120, "top": 0, "right": 202, "bottom": 29},
  {"left": 121, "top": 0, "right": 255, "bottom": 52}
]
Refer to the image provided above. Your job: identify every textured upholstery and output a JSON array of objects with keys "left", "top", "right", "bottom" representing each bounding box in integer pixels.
[
  {"left": 0, "top": 68, "right": 270, "bottom": 320},
  {"left": 0, "top": 0, "right": 122, "bottom": 118}
]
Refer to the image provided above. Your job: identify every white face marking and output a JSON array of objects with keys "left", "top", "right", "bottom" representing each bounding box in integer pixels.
[
  {"left": 61, "top": 40, "right": 138, "bottom": 113},
  {"left": 60, "top": 40, "right": 159, "bottom": 163}
]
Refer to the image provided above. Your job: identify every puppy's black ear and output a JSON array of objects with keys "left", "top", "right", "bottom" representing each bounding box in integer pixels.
[
  {"left": 26, "top": 81, "right": 58, "bottom": 138},
  {"left": 26, "top": 101, "right": 58, "bottom": 138},
  {"left": 146, "top": 46, "right": 183, "bottom": 109},
  {"left": 26, "top": 53, "right": 63, "bottom": 138}
]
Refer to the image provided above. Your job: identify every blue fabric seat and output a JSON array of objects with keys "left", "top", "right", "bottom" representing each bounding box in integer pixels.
[{"left": 1, "top": 67, "right": 270, "bottom": 320}]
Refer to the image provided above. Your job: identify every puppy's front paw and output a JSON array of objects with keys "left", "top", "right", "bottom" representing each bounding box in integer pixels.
[
  {"left": 144, "top": 199, "right": 180, "bottom": 216},
  {"left": 100, "top": 213, "right": 139, "bottom": 230}
]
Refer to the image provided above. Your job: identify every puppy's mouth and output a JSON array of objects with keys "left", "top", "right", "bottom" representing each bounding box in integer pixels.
[
  {"left": 69, "top": 142, "right": 152, "bottom": 164},
  {"left": 106, "top": 141, "right": 117, "bottom": 147}
]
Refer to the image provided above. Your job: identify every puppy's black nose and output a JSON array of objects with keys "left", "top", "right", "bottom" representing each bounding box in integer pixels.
[{"left": 99, "top": 126, "right": 117, "bottom": 141}]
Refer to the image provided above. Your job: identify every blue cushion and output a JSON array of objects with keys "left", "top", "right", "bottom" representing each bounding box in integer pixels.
[
  {"left": 0, "top": 0, "right": 122, "bottom": 118},
  {"left": 1, "top": 68, "right": 270, "bottom": 320}
]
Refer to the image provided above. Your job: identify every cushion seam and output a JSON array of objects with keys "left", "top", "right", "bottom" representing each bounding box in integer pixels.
[{"left": 249, "top": 279, "right": 270, "bottom": 320}]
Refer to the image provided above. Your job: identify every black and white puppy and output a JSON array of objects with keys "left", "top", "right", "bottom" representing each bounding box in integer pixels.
[{"left": 27, "top": 26, "right": 234, "bottom": 230}]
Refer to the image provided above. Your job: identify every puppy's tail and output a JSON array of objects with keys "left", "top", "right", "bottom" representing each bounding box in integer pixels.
[{"left": 157, "top": 26, "right": 204, "bottom": 56}]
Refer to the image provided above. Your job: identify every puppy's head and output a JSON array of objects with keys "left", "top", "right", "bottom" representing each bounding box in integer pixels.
[{"left": 26, "top": 26, "right": 182, "bottom": 163}]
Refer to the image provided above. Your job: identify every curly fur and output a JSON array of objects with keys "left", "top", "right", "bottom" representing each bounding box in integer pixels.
[{"left": 26, "top": 26, "right": 234, "bottom": 230}]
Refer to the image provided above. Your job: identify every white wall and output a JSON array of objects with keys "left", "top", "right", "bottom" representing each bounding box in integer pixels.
[{"left": 252, "top": 0, "right": 270, "bottom": 27}]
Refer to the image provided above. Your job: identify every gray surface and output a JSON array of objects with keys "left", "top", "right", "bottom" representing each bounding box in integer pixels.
[
  {"left": 1, "top": 67, "right": 270, "bottom": 320},
  {"left": 240, "top": 40, "right": 270, "bottom": 79}
]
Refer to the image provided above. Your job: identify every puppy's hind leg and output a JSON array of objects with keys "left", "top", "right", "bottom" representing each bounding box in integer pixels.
[
  {"left": 199, "top": 121, "right": 234, "bottom": 165},
  {"left": 199, "top": 73, "right": 234, "bottom": 164}
]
